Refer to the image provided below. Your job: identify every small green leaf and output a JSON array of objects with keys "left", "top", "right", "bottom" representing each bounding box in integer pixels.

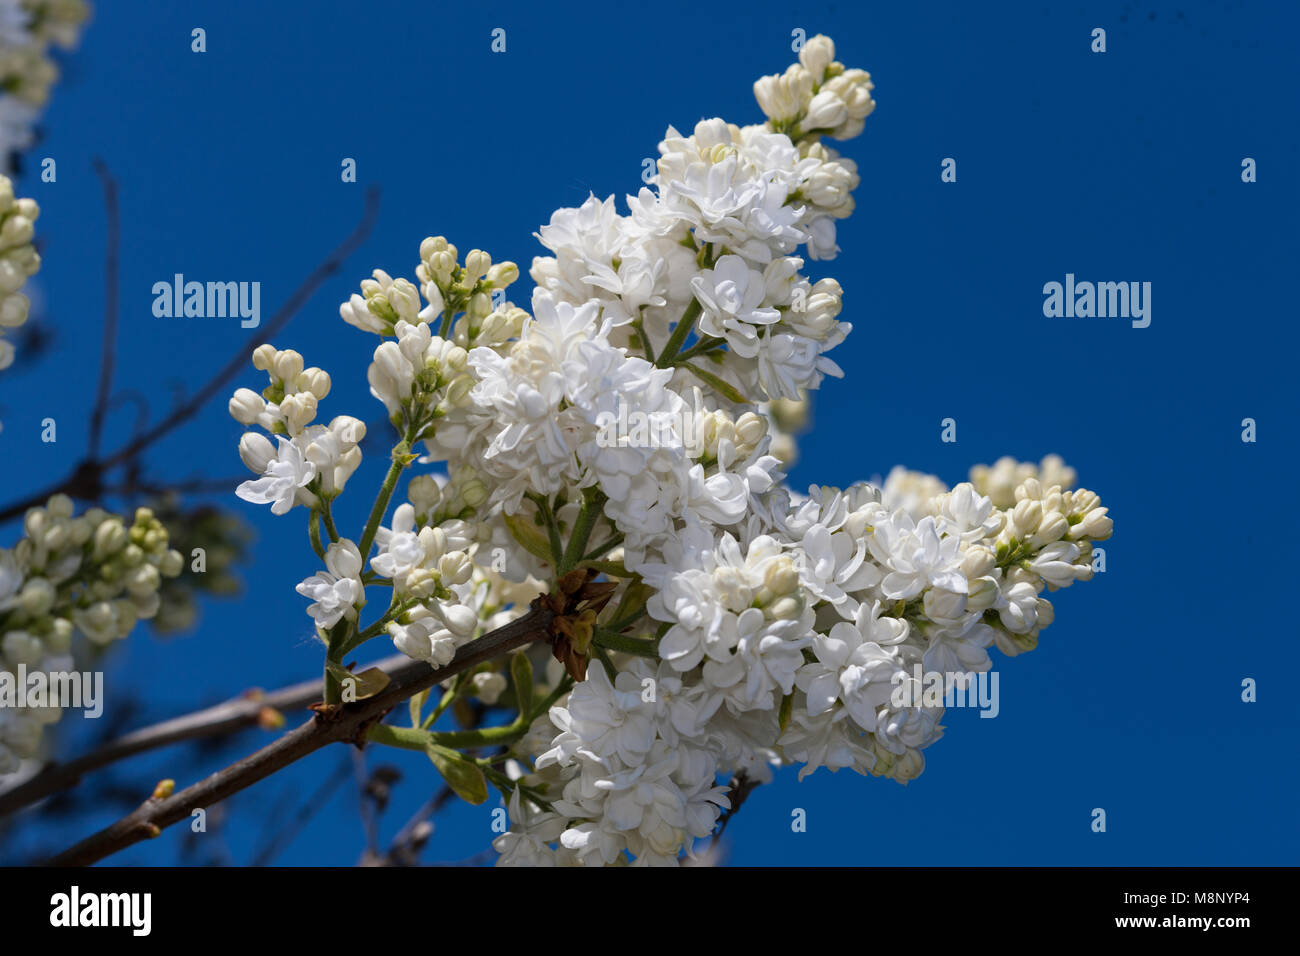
[
  {"left": 778, "top": 692, "right": 794, "bottom": 735},
  {"left": 579, "top": 558, "right": 631, "bottom": 577},
  {"left": 511, "top": 651, "right": 534, "bottom": 717},
  {"left": 681, "top": 362, "right": 750, "bottom": 404},
  {"left": 328, "top": 662, "right": 390, "bottom": 702},
  {"left": 425, "top": 744, "right": 489, "bottom": 805},
  {"left": 504, "top": 510, "right": 555, "bottom": 565},
  {"left": 610, "top": 579, "right": 653, "bottom": 626},
  {"left": 409, "top": 689, "right": 428, "bottom": 728}
]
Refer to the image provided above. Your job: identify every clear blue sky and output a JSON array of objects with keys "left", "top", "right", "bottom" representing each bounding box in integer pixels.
[{"left": 2, "top": 0, "right": 1296, "bottom": 865}]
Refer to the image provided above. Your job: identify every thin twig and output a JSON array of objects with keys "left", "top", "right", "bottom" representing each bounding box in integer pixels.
[
  {"left": 87, "top": 158, "right": 120, "bottom": 460},
  {"left": 0, "top": 187, "right": 382, "bottom": 524},
  {"left": 248, "top": 756, "right": 352, "bottom": 867},
  {"left": 44, "top": 602, "right": 554, "bottom": 866},
  {"left": 0, "top": 652, "right": 408, "bottom": 818}
]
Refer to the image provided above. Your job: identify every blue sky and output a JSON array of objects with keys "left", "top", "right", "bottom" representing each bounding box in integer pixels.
[{"left": 1, "top": 0, "right": 1296, "bottom": 865}]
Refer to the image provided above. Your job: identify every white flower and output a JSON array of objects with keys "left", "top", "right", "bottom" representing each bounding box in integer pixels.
[
  {"left": 236, "top": 436, "right": 317, "bottom": 516},
  {"left": 690, "top": 255, "right": 780, "bottom": 358},
  {"left": 295, "top": 540, "right": 364, "bottom": 628},
  {"left": 539, "top": 664, "right": 657, "bottom": 768},
  {"left": 797, "top": 601, "right": 907, "bottom": 730},
  {"left": 867, "top": 512, "right": 967, "bottom": 600},
  {"left": 370, "top": 503, "right": 425, "bottom": 580}
]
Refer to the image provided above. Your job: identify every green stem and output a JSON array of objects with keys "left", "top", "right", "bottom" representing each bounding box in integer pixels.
[
  {"left": 630, "top": 315, "right": 655, "bottom": 363},
  {"left": 592, "top": 642, "right": 617, "bottom": 679},
  {"left": 338, "top": 595, "right": 409, "bottom": 656},
  {"left": 655, "top": 298, "right": 703, "bottom": 367},
  {"left": 530, "top": 675, "right": 574, "bottom": 723},
  {"left": 594, "top": 628, "right": 660, "bottom": 659},
  {"left": 671, "top": 334, "right": 725, "bottom": 366},
  {"left": 367, "top": 720, "right": 525, "bottom": 752},
  {"left": 423, "top": 673, "right": 466, "bottom": 729},
  {"left": 480, "top": 764, "right": 553, "bottom": 811},
  {"left": 526, "top": 492, "right": 564, "bottom": 564},
  {"left": 320, "top": 498, "right": 340, "bottom": 541},
  {"left": 438, "top": 297, "right": 454, "bottom": 339},
  {"left": 308, "top": 510, "right": 327, "bottom": 560},
  {"left": 358, "top": 431, "right": 416, "bottom": 560},
  {"left": 323, "top": 621, "right": 353, "bottom": 704},
  {"left": 559, "top": 489, "right": 606, "bottom": 574},
  {"left": 581, "top": 533, "right": 624, "bottom": 563}
]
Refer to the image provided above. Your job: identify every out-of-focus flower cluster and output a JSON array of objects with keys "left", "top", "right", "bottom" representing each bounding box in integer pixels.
[
  {"left": 0, "top": 0, "right": 89, "bottom": 166},
  {"left": 0, "top": 172, "right": 39, "bottom": 431},
  {"left": 0, "top": 495, "right": 182, "bottom": 774},
  {"left": 230, "top": 35, "right": 1114, "bottom": 866}
]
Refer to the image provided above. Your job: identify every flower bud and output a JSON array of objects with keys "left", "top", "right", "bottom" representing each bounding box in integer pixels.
[
  {"left": 229, "top": 388, "right": 266, "bottom": 425},
  {"left": 238, "top": 432, "right": 276, "bottom": 474}
]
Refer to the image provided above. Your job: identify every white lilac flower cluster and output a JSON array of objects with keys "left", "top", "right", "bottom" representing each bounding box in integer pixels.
[
  {"left": 232, "top": 35, "right": 1114, "bottom": 866},
  {"left": 0, "top": 0, "right": 89, "bottom": 166},
  {"left": 0, "top": 495, "right": 182, "bottom": 774},
  {"left": 0, "top": 172, "right": 40, "bottom": 431},
  {"left": 231, "top": 344, "right": 365, "bottom": 515}
]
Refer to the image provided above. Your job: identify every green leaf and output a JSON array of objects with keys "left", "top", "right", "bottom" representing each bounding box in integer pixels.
[
  {"left": 504, "top": 510, "right": 555, "bottom": 565},
  {"left": 610, "top": 579, "right": 653, "bottom": 627},
  {"left": 578, "top": 558, "right": 631, "bottom": 577},
  {"left": 511, "top": 651, "right": 534, "bottom": 718},
  {"left": 408, "top": 689, "right": 428, "bottom": 728},
  {"left": 425, "top": 744, "right": 490, "bottom": 805},
  {"left": 778, "top": 692, "right": 794, "bottom": 735},
  {"left": 326, "top": 661, "right": 390, "bottom": 703},
  {"left": 681, "top": 362, "right": 750, "bottom": 404}
]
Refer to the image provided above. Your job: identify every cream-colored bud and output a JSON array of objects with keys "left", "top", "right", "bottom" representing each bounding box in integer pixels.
[
  {"left": 407, "top": 475, "right": 439, "bottom": 515},
  {"left": 959, "top": 545, "right": 995, "bottom": 580},
  {"left": 272, "top": 349, "right": 304, "bottom": 384},
  {"left": 464, "top": 249, "right": 491, "bottom": 281},
  {"left": 19, "top": 577, "right": 55, "bottom": 616},
  {"left": 764, "top": 556, "right": 799, "bottom": 596},
  {"left": 437, "top": 602, "right": 478, "bottom": 639},
  {"left": 1031, "top": 512, "right": 1069, "bottom": 548},
  {"left": 47, "top": 494, "right": 74, "bottom": 519},
  {"left": 419, "top": 526, "right": 448, "bottom": 561},
  {"left": 279, "top": 392, "right": 318, "bottom": 433},
  {"left": 93, "top": 518, "right": 128, "bottom": 559},
  {"left": 160, "top": 549, "right": 184, "bottom": 577},
  {"left": 46, "top": 617, "right": 73, "bottom": 653},
  {"left": 238, "top": 432, "right": 276, "bottom": 474},
  {"left": 800, "top": 90, "right": 848, "bottom": 133},
  {"left": 2, "top": 630, "right": 43, "bottom": 666},
  {"left": 486, "top": 261, "right": 518, "bottom": 287},
  {"left": 125, "top": 563, "right": 160, "bottom": 598},
  {"left": 420, "top": 236, "right": 448, "bottom": 260},
  {"left": 734, "top": 412, "right": 766, "bottom": 450},
  {"left": 251, "top": 343, "right": 278, "bottom": 371},
  {"left": 767, "top": 595, "right": 803, "bottom": 620},
  {"left": 1077, "top": 509, "right": 1113, "bottom": 540},
  {"left": 439, "top": 551, "right": 473, "bottom": 586},
  {"left": 228, "top": 387, "right": 266, "bottom": 425},
  {"left": 297, "top": 367, "right": 331, "bottom": 400},
  {"left": 1011, "top": 499, "right": 1042, "bottom": 535},
  {"left": 0, "top": 290, "right": 29, "bottom": 327},
  {"left": 329, "top": 415, "right": 366, "bottom": 446}
]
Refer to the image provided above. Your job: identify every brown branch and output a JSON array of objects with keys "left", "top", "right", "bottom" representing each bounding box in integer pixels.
[
  {"left": 45, "top": 602, "right": 554, "bottom": 867},
  {"left": 88, "top": 158, "right": 120, "bottom": 460},
  {"left": 711, "top": 771, "right": 758, "bottom": 847},
  {"left": 0, "top": 655, "right": 403, "bottom": 818},
  {"left": 0, "top": 186, "right": 382, "bottom": 524}
]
